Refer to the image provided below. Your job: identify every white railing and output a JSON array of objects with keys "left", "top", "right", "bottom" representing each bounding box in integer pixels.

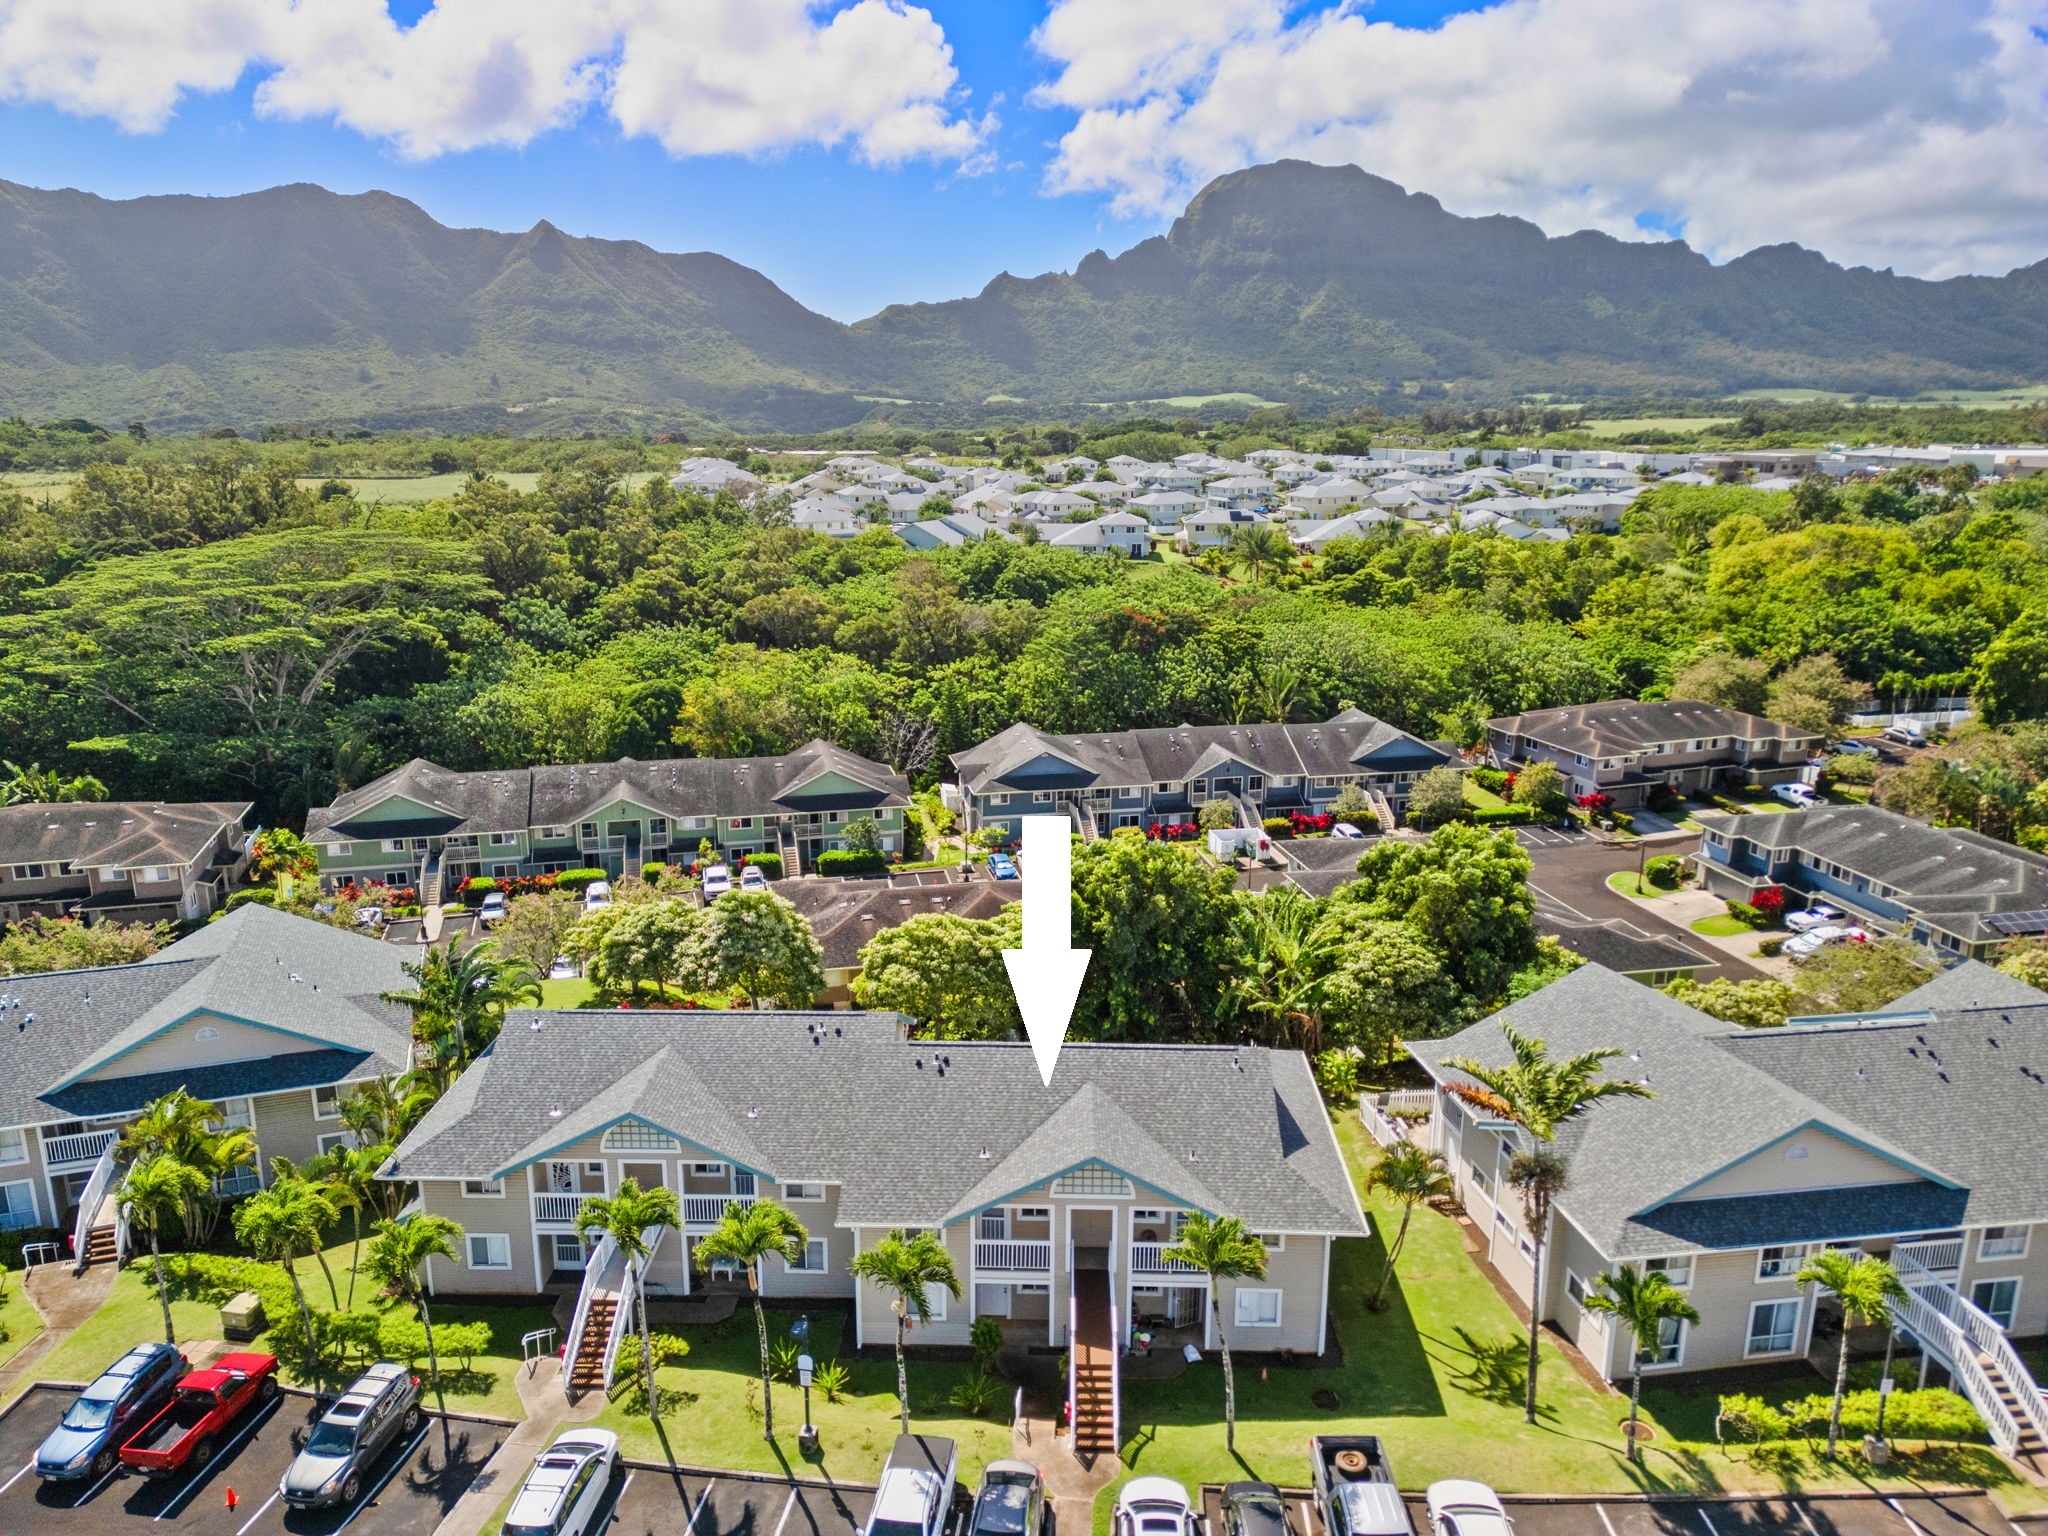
[
  {"left": 683, "top": 1194, "right": 755, "bottom": 1225},
  {"left": 1066, "top": 1292, "right": 1077, "bottom": 1444},
  {"left": 560, "top": 1232, "right": 620, "bottom": 1400},
  {"left": 213, "top": 1166, "right": 261, "bottom": 1198},
  {"left": 70, "top": 1141, "right": 118, "bottom": 1272},
  {"left": 533, "top": 1193, "right": 594, "bottom": 1224},
  {"left": 1130, "top": 1243, "right": 1202, "bottom": 1276},
  {"left": 1109, "top": 1292, "right": 1121, "bottom": 1459},
  {"left": 602, "top": 1260, "right": 634, "bottom": 1394},
  {"left": 974, "top": 1240, "right": 1052, "bottom": 1273},
  {"left": 1893, "top": 1252, "right": 2047, "bottom": 1458},
  {"left": 1360, "top": 1090, "right": 1434, "bottom": 1148},
  {"left": 44, "top": 1128, "right": 119, "bottom": 1167},
  {"left": 1893, "top": 1238, "right": 1964, "bottom": 1273}
]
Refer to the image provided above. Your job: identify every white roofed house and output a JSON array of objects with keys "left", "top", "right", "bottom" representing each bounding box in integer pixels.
[
  {"left": 787, "top": 494, "right": 868, "bottom": 538},
  {"left": 378, "top": 1012, "right": 1365, "bottom": 1439},
  {"left": 1041, "top": 455, "right": 1100, "bottom": 480},
  {"left": 1129, "top": 489, "right": 1202, "bottom": 527},
  {"left": 1044, "top": 512, "right": 1151, "bottom": 556},
  {"left": 1129, "top": 466, "right": 1203, "bottom": 494},
  {"left": 1010, "top": 489, "right": 1097, "bottom": 520},
  {"left": 1203, "top": 474, "right": 1277, "bottom": 510},
  {"left": 670, "top": 457, "right": 763, "bottom": 493},
  {"left": 1287, "top": 478, "right": 1374, "bottom": 516},
  {"left": 1287, "top": 510, "right": 1396, "bottom": 551},
  {"left": 1176, "top": 507, "right": 1269, "bottom": 551}
]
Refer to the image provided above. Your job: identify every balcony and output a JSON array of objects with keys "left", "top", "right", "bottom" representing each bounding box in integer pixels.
[
  {"left": 533, "top": 1192, "right": 598, "bottom": 1225},
  {"left": 683, "top": 1194, "right": 755, "bottom": 1226},
  {"left": 44, "top": 1129, "right": 120, "bottom": 1168},
  {"left": 973, "top": 1239, "right": 1052, "bottom": 1274},
  {"left": 213, "top": 1167, "right": 261, "bottom": 1198},
  {"left": 1130, "top": 1242, "right": 1202, "bottom": 1277},
  {"left": 1893, "top": 1237, "right": 1964, "bottom": 1273}
]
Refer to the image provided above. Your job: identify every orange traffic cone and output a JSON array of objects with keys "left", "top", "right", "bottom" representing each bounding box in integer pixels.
[{"left": 225, "top": 1487, "right": 238, "bottom": 1511}]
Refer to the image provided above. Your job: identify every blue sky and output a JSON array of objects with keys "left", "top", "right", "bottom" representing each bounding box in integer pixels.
[{"left": 1, "top": 1, "right": 2041, "bottom": 319}]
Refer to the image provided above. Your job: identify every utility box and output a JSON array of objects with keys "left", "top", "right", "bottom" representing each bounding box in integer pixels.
[{"left": 221, "top": 1291, "right": 267, "bottom": 1341}]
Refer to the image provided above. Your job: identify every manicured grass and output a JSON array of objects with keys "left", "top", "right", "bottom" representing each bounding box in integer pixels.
[
  {"left": 19, "top": 1266, "right": 223, "bottom": 1398},
  {"left": 1095, "top": 1113, "right": 2040, "bottom": 1526},
  {"left": 1690, "top": 913, "right": 1756, "bottom": 936},
  {"left": 592, "top": 1304, "right": 1014, "bottom": 1483},
  {"left": 1606, "top": 871, "right": 1659, "bottom": 899},
  {"left": 539, "top": 976, "right": 598, "bottom": 1008},
  {"left": 0, "top": 1268, "right": 48, "bottom": 1371},
  {"left": 1463, "top": 780, "right": 1510, "bottom": 811}
]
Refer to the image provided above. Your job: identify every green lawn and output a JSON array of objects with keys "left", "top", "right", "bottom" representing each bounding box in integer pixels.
[
  {"left": 593, "top": 1304, "right": 1014, "bottom": 1483},
  {"left": 1690, "top": 913, "right": 1756, "bottom": 936},
  {"left": 1095, "top": 1113, "right": 2038, "bottom": 1525},
  {"left": 1463, "top": 780, "right": 1510, "bottom": 811},
  {"left": 0, "top": 1269, "right": 48, "bottom": 1371},
  {"left": 1605, "top": 871, "right": 1659, "bottom": 899},
  {"left": 539, "top": 976, "right": 598, "bottom": 1008}
]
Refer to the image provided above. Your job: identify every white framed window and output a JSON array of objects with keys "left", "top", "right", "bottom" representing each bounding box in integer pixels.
[
  {"left": 1255, "top": 1233, "right": 1286, "bottom": 1253},
  {"left": 551, "top": 1234, "right": 588, "bottom": 1266},
  {"left": 1643, "top": 1255, "right": 1693, "bottom": 1289},
  {"left": 1468, "top": 1160, "right": 1494, "bottom": 1204},
  {"left": 488, "top": 831, "right": 518, "bottom": 846},
  {"left": 1757, "top": 1244, "right": 1807, "bottom": 1280},
  {"left": 1032, "top": 791, "right": 1052, "bottom": 804},
  {"left": 328, "top": 842, "right": 353, "bottom": 856},
  {"left": 1564, "top": 1270, "right": 1589, "bottom": 1309},
  {"left": 785, "top": 1240, "right": 829, "bottom": 1273},
  {"left": 781, "top": 1182, "right": 825, "bottom": 1202},
  {"left": 463, "top": 1179, "right": 505, "bottom": 1198},
  {"left": 1972, "top": 1278, "right": 2021, "bottom": 1330},
  {"left": 689, "top": 1162, "right": 726, "bottom": 1176},
  {"left": 0, "top": 1178, "right": 39, "bottom": 1231},
  {"left": 1019, "top": 1282, "right": 1050, "bottom": 1294},
  {"left": 490, "top": 863, "right": 518, "bottom": 878},
  {"left": 381, "top": 839, "right": 408, "bottom": 854},
  {"left": 312, "top": 1085, "right": 343, "bottom": 1120},
  {"left": 466, "top": 1233, "right": 512, "bottom": 1270},
  {"left": 729, "top": 818, "right": 753, "bottom": 831},
  {"left": 1980, "top": 1227, "right": 2029, "bottom": 1260},
  {"left": 1234, "top": 1288, "right": 1283, "bottom": 1328},
  {"left": 1747, "top": 1299, "right": 1801, "bottom": 1357},
  {"left": 988, "top": 793, "right": 1011, "bottom": 807},
  {"left": 1643, "top": 1315, "right": 1686, "bottom": 1367},
  {"left": 537, "top": 826, "right": 569, "bottom": 840},
  {"left": 139, "top": 865, "right": 174, "bottom": 883},
  {"left": 8, "top": 863, "right": 54, "bottom": 879},
  {"left": 316, "top": 1132, "right": 355, "bottom": 1156},
  {"left": 0, "top": 1127, "right": 25, "bottom": 1165},
  {"left": 921, "top": 1282, "right": 949, "bottom": 1321},
  {"left": 1018, "top": 1206, "right": 1050, "bottom": 1221}
]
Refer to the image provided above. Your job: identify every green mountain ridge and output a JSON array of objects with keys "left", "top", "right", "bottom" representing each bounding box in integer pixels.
[{"left": 1, "top": 161, "right": 2042, "bottom": 431}]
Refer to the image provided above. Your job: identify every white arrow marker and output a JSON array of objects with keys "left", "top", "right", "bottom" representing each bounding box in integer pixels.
[{"left": 1000, "top": 815, "right": 1091, "bottom": 1085}]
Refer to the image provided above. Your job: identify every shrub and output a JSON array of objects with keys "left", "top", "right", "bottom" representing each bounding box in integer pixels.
[
  {"left": 641, "top": 862, "right": 670, "bottom": 882},
  {"left": 1757, "top": 937, "right": 1786, "bottom": 957},
  {"left": 1644, "top": 855, "right": 1683, "bottom": 889},
  {"left": 459, "top": 878, "right": 497, "bottom": 906},
  {"left": 1144, "top": 822, "right": 1200, "bottom": 841},
  {"left": 552, "top": 868, "right": 610, "bottom": 892},
  {"left": 1575, "top": 792, "right": 1614, "bottom": 812},
  {"left": 1197, "top": 799, "right": 1236, "bottom": 831},
  {"left": 816, "top": 849, "right": 887, "bottom": 877},
  {"left": 1727, "top": 900, "right": 1773, "bottom": 930},
  {"left": 742, "top": 852, "right": 783, "bottom": 879},
  {"left": 1262, "top": 817, "right": 1292, "bottom": 836},
  {"left": 971, "top": 1316, "right": 1005, "bottom": 1370},
  {"left": 1645, "top": 783, "right": 1683, "bottom": 812},
  {"left": 0, "top": 1228, "right": 60, "bottom": 1270},
  {"left": 1609, "top": 811, "right": 1635, "bottom": 832},
  {"left": 948, "top": 1370, "right": 1002, "bottom": 1416},
  {"left": 1110, "top": 826, "right": 1144, "bottom": 839},
  {"left": 812, "top": 1359, "right": 850, "bottom": 1402},
  {"left": 1828, "top": 753, "right": 1879, "bottom": 785},
  {"left": 1311, "top": 1049, "right": 1360, "bottom": 1102},
  {"left": 1470, "top": 805, "right": 1533, "bottom": 825},
  {"left": 1471, "top": 768, "right": 1510, "bottom": 794},
  {"left": 770, "top": 1336, "right": 802, "bottom": 1383}
]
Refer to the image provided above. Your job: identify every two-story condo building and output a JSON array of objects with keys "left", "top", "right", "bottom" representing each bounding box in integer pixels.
[
  {"left": 0, "top": 904, "right": 412, "bottom": 1261},
  {"left": 1696, "top": 803, "right": 2048, "bottom": 959},
  {"left": 949, "top": 712, "right": 1457, "bottom": 842},
  {"left": 380, "top": 1009, "right": 1363, "bottom": 1439},
  {"left": 0, "top": 802, "right": 253, "bottom": 926},
  {"left": 307, "top": 742, "right": 911, "bottom": 893},
  {"left": 1488, "top": 699, "right": 1819, "bottom": 807},
  {"left": 1403, "top": 962, "right": 2048, "bottom": 1467}
]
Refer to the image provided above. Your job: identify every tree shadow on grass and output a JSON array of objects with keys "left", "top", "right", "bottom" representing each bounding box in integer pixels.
[{"left": 1428, "top": 1326, "right": 1542, "bottom": 1416}]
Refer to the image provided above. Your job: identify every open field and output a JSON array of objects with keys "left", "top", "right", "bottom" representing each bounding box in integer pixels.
[
  {"left": 1582, "top": 417, "right": 1729, "bottom": 436},
  {"left": 0, "top": 471, "right": 668, "bottom": 502},
  {"left": 1727, "top": 385, "right": 2048, "bottom": 407}
]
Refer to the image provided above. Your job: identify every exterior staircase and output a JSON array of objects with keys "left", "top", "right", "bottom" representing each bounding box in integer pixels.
[
  {"left": 1979, "top": 1350, "right": 2048, "bottom": 1469},
  {"left": 1071, "top": 1269, "right": 1116, "bottom": 1459},
  {"left": 1368, "top": 789, "right": 1398, "bottom": 833},
  {"left": 80, "top": 1224, "right": 119, "bottom": 1268},
  {"left": 567, "top": 1296, "right": 615, "bottom": 1395},
  {"left": 420, "top": 855, "right": 443, "bottom": 909}
]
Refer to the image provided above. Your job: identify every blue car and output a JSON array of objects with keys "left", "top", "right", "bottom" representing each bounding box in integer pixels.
[
  {"left": 36, "top": 1342, "right": 187, "bottom": 1481},
  {"left": 987, "top": 853, "right": 1019, "bottom": 881}
]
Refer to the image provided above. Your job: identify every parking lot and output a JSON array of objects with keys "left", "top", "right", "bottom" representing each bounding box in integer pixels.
[
  {"left": 602, "top": 1462, "right": 875, "bottom": 1536},
  {"left": 1197, "top": 1487, "right": 2022, "bottom": 1536},
  {"left": 0, "top": 1384, "right": 500, "bottom": 1536}
]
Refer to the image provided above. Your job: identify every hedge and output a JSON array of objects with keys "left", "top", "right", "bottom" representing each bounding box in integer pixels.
[
  {"left": 1262, "top": 817, "right": 1292, "bottom": 835},
  {"left": 552, "top": 868, "right": 610, "bottom": 891},
  {"left": 1470, "top": 805, "right": 1534, "bottom": 825},
  {"left": 641, "top": 862, "right": 670, "bottom": 882},
  {"left": 741, "top": 852, "right": 783, "bottom": 878},
  {"left": 816, "top": 849, "right": 887, "bottom": 877},
  {"left": 462, "top": 877, "right": 497, "bottom": 907}
]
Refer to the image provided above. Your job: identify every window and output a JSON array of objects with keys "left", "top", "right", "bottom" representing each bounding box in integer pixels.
[
  {"left": 312, "top": 1085, "right": 342, "bottom": 1120},
  {"left": 922, "top": 1282, "right": 949, "bottom": 1321},
  {"left": 988, "top": 793, "right": 1011, "bottom": 807},
  {"left": 466, "top": 1233, "right": 511, "bottom": 1270},
  {"left": 1644, "top": 1315, "right": 1686, "bottom": 1367},
  {"left": 1234, "top": 1288, "right": 1283, "bottom": 1327},
  {"left": 1747, "top": 1299, "right": 1801, "bottom": 1357},
  {"left": 381, "top": 839, "right": 408, "bottom": 854},
  {"left": 328, "top": 842, "right": 353, "bottom": 856},
  {"left": 537, "top": 826, "right": 569, "bottom": 840},
  {"left": 1052, "top": 1164, "right": 1133, "bottom": 1196},
  {"left": 1468, "top": 1160, "right": 1494, "bottom": 1204},
  {"left": 1019, "top": 1283, "right": 1050, "bottom": 1295},
  {"left": 1312, "top": 777, "right": 1336, "bottom": 790},
  {"left": 1757, "top": 1245, "right": 1807, "bottom": 1280},
  {"left": 194, "top": 1026, "right": 220, "bottom": 1042},
  {"left": 1972, "top": 1278, "right": 2020, "bottom": 1331},
  {"left": 490, "top": 864, "right": 518, "bottom": 878},
  {"left": 603, "top": 1123, "right": 682, "bottom": 1152},
  {"left": 782, "top": 1182, "right": 825, "bottom": 1202},
  {"left": 1018, "top": 1206, "right": 1050, "bottom": 1220},
  {"left": 1032, "top": 791, "right": 1053, "bottom": 804},
  {"left": 1157, "top": 782, "right": 1179, "bottom": 793},
  {"left": 488, "top": 831, "right": 518, "bottom": 846},
  {"left": 551, "top": 1234, "right": 588, "bottom": 1266},
  {"left": 317, "top": 1132, "right": 355, "bottom": 1156},
  {"left": 1565, "top": 1270, "right": 1588, "bottom": 1308},
  {"left": 1981, "top": 1227, "right": 2029, "bottom": 1260},
  {"left": 1255, "top": 1233, "right": 1286, "bottom": 1253},
  {"left": 690, "top": 1162, "right": 727, "bottom": 1176},
  {"left": 786, "top": 1240, "right": 829, "bottom": 1273},
  {"left": 1440, "top": 1099, "right": 1464, "bottom": 1132},
  {"left": 463, "top": 1179, "right": 505, "bottom": 1198},
  {"left": 139, "top": 865, "right": 173, "bottom": 883},
  {"left": 8, "top": 863, "right": 53, "bottom": 879},
  {"left": 729, "top": 818, "right": 753, "bottom": 831},
  {"left": 0, "top": 1127, "right": 23, "bottom": 1165},
  {"left": 0, "top": 1179, "right": 38, "bottom": 1231},
  {"left": 1643, "top": 1255, "right": 1693, "bottom": 1288}
]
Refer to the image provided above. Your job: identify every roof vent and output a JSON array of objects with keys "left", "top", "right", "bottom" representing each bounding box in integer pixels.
[{"left": 547, "top": 1107, "right": 563, "bottom": 1119}]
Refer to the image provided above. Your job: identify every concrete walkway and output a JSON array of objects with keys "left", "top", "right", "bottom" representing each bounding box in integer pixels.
[
  {"left": 431, "top": 1350, "right": 606, "bottom": 1536},
  {"left": 0, "top": 1261, "right": 115, "bottom": 1400},
  {"left": 1613, "top": 884, "right": 1798, "bottom": 980},
  {"left": 1014, "top": 1409, "right": 1120, "bottom": 1536}
]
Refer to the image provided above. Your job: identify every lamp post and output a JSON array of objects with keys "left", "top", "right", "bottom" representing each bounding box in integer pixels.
[{"left": 797, "top": 1353, "right": 818, "bottom": 1457}]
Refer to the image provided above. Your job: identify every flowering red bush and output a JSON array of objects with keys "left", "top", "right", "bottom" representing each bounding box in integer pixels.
[
  {"left": 1752, "top": 885, "right": 1787, "bottom": 915},
  {"left": 1285, "top": 811, "right": 1335, "bottom": 835},
  {"left": 1576, "top": 793, "right": 1614, "bottom": 812},
  {"left": 1502, "top": 773, "right": 1518, "bottom": 796},
  {"left": 1144, "top": 822, "right": 1200, "bottom": 841}
]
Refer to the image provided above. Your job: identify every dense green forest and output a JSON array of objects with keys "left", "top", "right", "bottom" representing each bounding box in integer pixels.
[{"left": 3, "top": 433, "right": 2046, "bottom": 830}]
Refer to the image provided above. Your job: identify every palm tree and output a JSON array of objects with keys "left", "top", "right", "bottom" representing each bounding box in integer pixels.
[
  {"left": 1581, "top": 1266, "right": 1700, "bottom": 1462},
  {"left": 848, "top": 1229, "right": 962, "bottom": 1434},
  {"left": 267, "top": 1158, "right": 349, "bottom": 1311},
  {"left": 119, "top": 1090, "right": 255, "bottom": 1245},
  {"left": 1161, "top": 1213, "right": 1267, "bottom": 1453},
  {"left": 1797, "top": 1249, "right": 1907, "bottom": 1457},
  {"left": 1444, "top": 1020, "right": 1655, "bottom": 1423},
  {"left": 1225, "top": 521, "right": 1295, "bottom": 585},
  {"left": 574, "top": 1179, "right": 682, "bottom": 1436},
  {"left": 380, "top": 939, "right": 538, "bottom": 1087},
  {"left": 338, "top": 1073, "right": 438, "bottom": 1157},
  {"left": 1221, "top": 889, "right": 1337, "bottom": 1050},
  {"left": 119, "top": 1155, "right": 210, "bottom": 1345},
  {"left": 695, "top": 1199, "right": 810, "bottom": 1442},
  {"left": 1364, "top": 1144, "right": 1452, "bottom": 1312},
  {"left": 232, "top": 1172, "right": 340, "bottom": 1380},
  {"left": 307, "top": 1143, "right": 392, "bottom": 1308},
  {"left": 0, "top": 760, "right": 107, "bottom": 805},
  {"left": 363, "top": 1214, "right": 465, "bottom": 1419}
]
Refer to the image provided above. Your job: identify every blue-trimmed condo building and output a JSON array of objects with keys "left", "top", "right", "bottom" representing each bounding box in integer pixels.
[{"left": 948, "top": 710, "right": 1456, "bottom": 841}]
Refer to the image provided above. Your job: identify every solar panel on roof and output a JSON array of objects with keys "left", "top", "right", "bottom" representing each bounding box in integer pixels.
[{"left": 1985, "top": 909, "right": 2048, "bottom": 936}]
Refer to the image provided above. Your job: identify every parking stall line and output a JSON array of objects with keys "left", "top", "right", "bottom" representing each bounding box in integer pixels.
[
  {"left": 235, "top": 1487, "right": 283, "bottom": 1535},
  {"left": 772, "top": 1487, "right": 800, "bottom": 1536},
  {"left": 1798, "top": 1507, "right": 1821, "bottom": 1536},
  {"left": 1698, "top": 1511, "right": 1722, "bottom": 1536},
  {"left": 334, "top": 1421, "right": 433, "bottom": 1534},
  {"left": 686, "top": 1479, "right": 719, "bottom": 1536},
  {"left": 154, "top": 1396, "right": 281, "bottom": 1523},
  {"left": 0, "top": 1457, "right": 37, "bottom": 1496},
  {"left": 74, "top": 1460, "right": 125, "bottom": 1505},
  {"left": 1296, "top": 1499, "right": 1315, "bottom": 1536},
  {"left": 1595, "top": 1505, "right": 1619, "bottom": 1536},
  {"left": 1887, "top": 1499, "right": 1931, "bottom": 1536}
]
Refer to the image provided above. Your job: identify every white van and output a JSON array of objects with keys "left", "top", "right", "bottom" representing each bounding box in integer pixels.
[{"left": 503, "top": 1430, "right": 619, "bottom": 1536}]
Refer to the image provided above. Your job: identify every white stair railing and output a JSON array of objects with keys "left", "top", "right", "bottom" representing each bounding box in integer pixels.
[
  {"left": 1066, "top": 1291, "right": 1078, "bottom": 1443},
  {"left": 70, "top": 1142, "right": 119, "bottom": 1274},
  {"left": 1108, "top": 1292, "right": 1121, "bottom": 1460},
  {"left": 560, "top": 1233, "right": 620, "bottom": 1400},
  {"left": 1893, "top": 1252, "right": 2047, "bottom": 1458},
  {"left": 601, "top": 1260, "right": 634, "bottom": 1393}
]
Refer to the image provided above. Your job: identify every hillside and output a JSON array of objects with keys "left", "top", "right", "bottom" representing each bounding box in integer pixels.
[{"left": 0, "top": 163, "right": 2043, "bottom": 430}]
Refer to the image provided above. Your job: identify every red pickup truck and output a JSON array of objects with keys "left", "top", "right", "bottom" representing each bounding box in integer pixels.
[{"left": 119, "top": 1352, "right": 279, "bottom": 1478}]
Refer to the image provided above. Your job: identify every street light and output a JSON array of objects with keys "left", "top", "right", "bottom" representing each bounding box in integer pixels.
[{"left": 797, "top": 1353, "right": 818, "bottom": 1456}]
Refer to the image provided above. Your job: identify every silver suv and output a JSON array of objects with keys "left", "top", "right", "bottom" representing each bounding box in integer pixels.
[{"left": 279, "top": 1362, "right": 421, "bottom": 1508}]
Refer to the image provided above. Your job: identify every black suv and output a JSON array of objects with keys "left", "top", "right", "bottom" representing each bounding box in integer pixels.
[{"left": 279, "top": 1362, "right": 421, "bottom": 1508}]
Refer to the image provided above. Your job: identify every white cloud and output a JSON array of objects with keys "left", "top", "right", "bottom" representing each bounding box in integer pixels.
[
  {"left": 1031, "top": 0, "right": 2048, "bottom": 278},
  {"left": 0, "top": 0, "right": 984, "bottom": 165}
]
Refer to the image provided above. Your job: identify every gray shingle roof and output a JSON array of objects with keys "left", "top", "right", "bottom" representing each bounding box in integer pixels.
[
  {"left": 1489, "top": 698, "right": 1809, "bottom": 756},
  {"left": 0, "top": 904, "right": 413, "bottom": 1129},
  {"left": 1531, "top": 890, "right": 1712, "bottom": 979},
  {"left": 0, "top": 801, "right": 249, "bottom": 872},
  {"left": 1884, "top": 960, "right": 2045, "bottom": 1014},
  {"left": 385, "top": 1013, "right": 1365, "bottom": 1235},
  {"left": 775, "top": 880, "right": 1011, "bottom": 972}
]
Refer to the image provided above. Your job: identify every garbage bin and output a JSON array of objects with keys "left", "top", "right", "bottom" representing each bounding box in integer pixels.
[{"left": 221, "top": 1291, "right": 267, "bottom": 1341}]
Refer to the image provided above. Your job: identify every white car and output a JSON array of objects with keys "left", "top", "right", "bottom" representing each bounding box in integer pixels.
[
  {"left": 739, "top": 865, "right": 768, "bottom": 891},
  {"left": 1784, "top": 924, "right": 1868, "bottom": 958},
  {"left": 503, "top": 1429, "right": 618, "bottom": 1536},
  {"left": 354, "top": 906, "right": 383, "bottom": 927},
  {"left": 582, "top": 881, "right": 611, "bottom": 913},
  {"left": 1784, "top": 904, "right": 1845, "bottom": 933},
  {"left": 478, "top": 891, "right": 507, "bottom": 924},
  {"left": 701, "top": 864, "right": 734, "bottom": 899},
  {"left": 547, "top": 956, "right": 580, "bottom": 981},
  {"left": 1424, "top": 1480, "right": 1512, "bottom": 1536},
  {"left": 1772, "top": 782, "right": 1820, "bottom": 808},
  {"left": 1831, "top": 739, "right": 1880, "bottom": 758},
  {"left": 1331, "top": 822, "right": 1366, "bottom": 839},
  {"left": 1113, "top": 1477, "right": 1199, "bottom": 1536}
]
